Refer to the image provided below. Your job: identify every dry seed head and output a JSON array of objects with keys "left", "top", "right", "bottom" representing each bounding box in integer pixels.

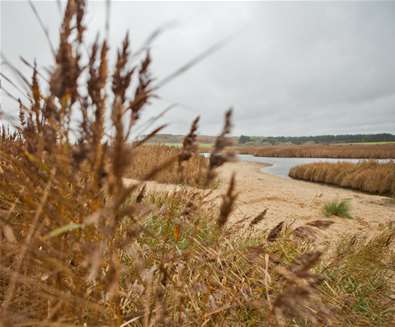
[
  {"left": 306, "top": 219, "right": 334, "bottom": 230},
  {"left": 50, "top": 0, "right": 81, "bottom": 104},
  {"left": 179, "top": 116, "right": 199, "bottom": 164},
  {"left": 30, "top": 63, "right": 42, "bottom": 133},
  {"left": 206, "top": 109, "right": 234, "bottom": 186},
  {"left": 292, "top": 226, "right": 316, "bottom": 242},
  {"left": 112, "top": 32, "right": 134, "bottom": 104},
  {"left": 125, "top": 51, "right": 153, "bottom": 138},
  {"left": 267, "top": 221, "right": 284, "bottom": 242},
  {"left": 217, "top": 173, "right": 237, "bottom": 228},
  {"left": 18, "top": 100, "right": 26, "bottom": 128},
  {"left": 291, "top": 250, "right": 322, "bottom": 276},
  {"left": 273, "top": 251, "right": 331, "bottom": 326},
  {"left": 136, "top": 184, "right": 146, "bottom": 203},
  {"left": 249, "top": 208, "right": 268, "bottom": 227},
  {"left": 76, "top": 0, "right": 86, "bottom": 44}
]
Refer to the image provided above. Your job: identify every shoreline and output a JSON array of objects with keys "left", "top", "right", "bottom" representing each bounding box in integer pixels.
[
  {"left": 125, "top": 160, "right": 395, "bottom": 249},
  {"left": 217, "top": 160, "right": 395, "bottom": 247}
]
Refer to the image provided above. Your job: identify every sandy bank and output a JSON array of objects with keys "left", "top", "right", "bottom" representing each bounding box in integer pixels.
[
  {"left": 218, "top": 161, "right": 395, "bottom": 247},
  {"left": 125, "top": 160, "right": 395, "bottom": 248}
]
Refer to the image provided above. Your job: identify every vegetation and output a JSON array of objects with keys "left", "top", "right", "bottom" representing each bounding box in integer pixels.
[
  {"left": 238, "top": 133, "right": 395, "bottom": 145},
  {"left": 127, "top": 145, "right": 209, "bottom": 187},
  {"left": 289, "top": 161, "right": 395, "bottom": 195},
  {"left": 0, "top": 1, "right": 394, "bottom": 326},
  {"left": 320, "top": 229, "right": 395, "bottom": 327},
  {"left": 235, "top": 143, "right": 395, "bottom": 159},
  {"left": 323, "top": 199, "right": 352, "bottom": 218},
  {"left": 151, "top": 133, "right": 395, "bottom": 147},
  {"left": 148, "top": 133, "right": 237, "bottom": 146}
]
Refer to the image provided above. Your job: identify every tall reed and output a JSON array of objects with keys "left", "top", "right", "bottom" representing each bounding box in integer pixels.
[
  {"left": 126, "top": 145, "right": 208, "bottom": 187},
  {"left": 289, "top": 161, "right": 395, "bottom": 195}
]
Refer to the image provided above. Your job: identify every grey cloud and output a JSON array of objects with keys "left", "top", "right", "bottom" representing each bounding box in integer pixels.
[{"left": 1, "top": 1, "right": 394, "bottom": 136}]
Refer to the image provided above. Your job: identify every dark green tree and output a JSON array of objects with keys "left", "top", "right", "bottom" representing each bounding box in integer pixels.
[{"left": 239, "top": 135, "right": 251, "bottom": 144}]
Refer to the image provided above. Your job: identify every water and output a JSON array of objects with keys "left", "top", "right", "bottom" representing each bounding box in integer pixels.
[{"left": 236, "top": 154, "right": 391, "bottom": 178}]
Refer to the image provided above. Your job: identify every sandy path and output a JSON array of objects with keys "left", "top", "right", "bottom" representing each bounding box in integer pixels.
[
  {"left": 218, "top": 161, "right": 395, "bottom": 247},
  {"left": 125, "top": 161, "right": 395, "bottom": 248}
]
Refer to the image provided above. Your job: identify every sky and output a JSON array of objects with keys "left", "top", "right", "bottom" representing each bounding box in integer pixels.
[{"left": 1, "top": 0, "right": 395, "bottom": 137}]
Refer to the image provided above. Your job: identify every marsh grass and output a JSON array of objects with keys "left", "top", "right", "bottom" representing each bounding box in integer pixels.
[
  {"left": 289, "top": 161, "right": 395, "bottom": 196},
  {"left": 235, "top": 143, "right": 395, "bottom": 159},
  {"left": 323, "top": 199, "right": 352, "bottom": 218},
  {"left": 126, "top": 144, "right": 209, "bottom": 187}
]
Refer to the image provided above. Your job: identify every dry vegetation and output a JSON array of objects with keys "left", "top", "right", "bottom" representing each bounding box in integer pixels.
[
  {"left": 0, "top": 1, "right": 394, "bottom": 326},
  {"left": 126, "top": 145, "right": 209, "bottom": 187},
  {"left": 289, "top": 161, "right": 395, "bottom": 195},
  {"left": 234, "top": 143, "right": 395, "bottom": 159}
]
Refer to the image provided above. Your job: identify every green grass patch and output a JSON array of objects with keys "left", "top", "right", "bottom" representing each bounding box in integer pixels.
[{"left": 323, "top": 199, "right": 352, "bottom": 218}]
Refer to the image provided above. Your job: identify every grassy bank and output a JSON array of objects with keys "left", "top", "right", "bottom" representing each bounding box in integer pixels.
[
  {"left": 234, "top": 143, "right": 395, "bottom": 159},
  {"left": 289, "top": 161, "right": 395, "bottom": 195}
]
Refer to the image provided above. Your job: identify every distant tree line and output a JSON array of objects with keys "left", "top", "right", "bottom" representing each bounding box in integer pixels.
[{"left": 238, "top": 133, "right": 395, "bottom": 145}]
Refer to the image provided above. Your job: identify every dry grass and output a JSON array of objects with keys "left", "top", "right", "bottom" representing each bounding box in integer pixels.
[
  {"left": 319, "top": 229, "right": 395, "bottom": 327},
  {"left": 126, "top": 145, "right": 209, "bottom": 187},
  {"left": 235, "top": 143, "right": 395, "bottom": 159},
  {"left": 0, "top": 1, "right": 394, "bottom": 326},
  {"left": 289, "top": 161, "right": 395, "bottom": 195}
]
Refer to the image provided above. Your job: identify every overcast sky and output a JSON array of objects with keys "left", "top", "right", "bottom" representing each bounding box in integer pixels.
[{"left": 1, "top": 1, "right": 395, "bottom": 136}]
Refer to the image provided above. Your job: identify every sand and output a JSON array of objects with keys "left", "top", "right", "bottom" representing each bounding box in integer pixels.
[
  {"left": 219, "top": 161, "right": 395, "bottom": 248},
  {"left": 125, "top": 160, "right": 395, "bottom": 249}
]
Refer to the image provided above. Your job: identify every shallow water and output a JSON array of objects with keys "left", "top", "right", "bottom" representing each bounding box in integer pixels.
[{"left": 236, "top": 154, "right": 391, "bottom": 178}]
